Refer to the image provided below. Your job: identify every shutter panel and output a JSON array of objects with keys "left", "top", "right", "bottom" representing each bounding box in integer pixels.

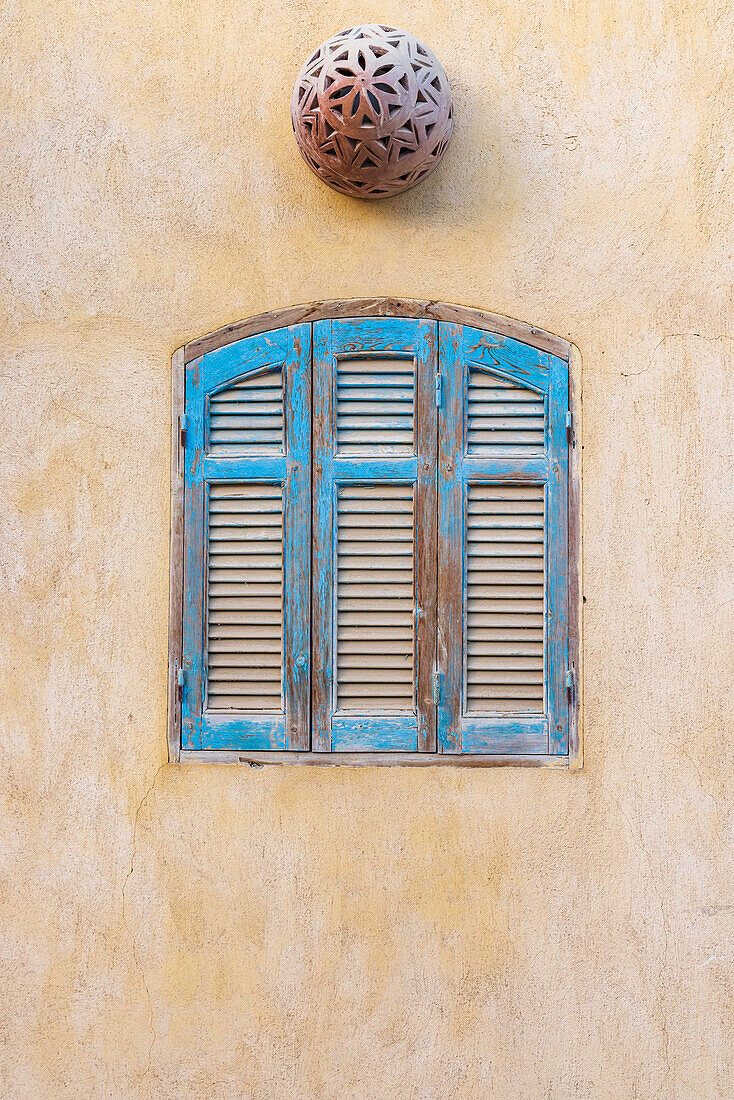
[
  {"left": 312, "top": 318, "right": 437, "bottom": 752},
  {"left": 181, "top": 324, "right": 311, "bottom": 751},
  {"left": 437, "top": 323, "right": 569, "bottom": 755}
]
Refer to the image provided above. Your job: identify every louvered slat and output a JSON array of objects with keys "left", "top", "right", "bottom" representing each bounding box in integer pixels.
[
  {"left": 466, "top": 484, "right": 544, "bottom": 714},
  {"left": 206, "top": 483, "right": 283, "bottom": 710},
  {"left": 467, "top": 369, "right": 545, "bottom": 455},
  {"left": 208, "top": 367, "right": 284, "bottom": 452},
  {"left": 337, "top": 484, "right": 414, "bottom": 711},
  {"left": 337, "top": 358, "right": 414, "bottom": 452}
]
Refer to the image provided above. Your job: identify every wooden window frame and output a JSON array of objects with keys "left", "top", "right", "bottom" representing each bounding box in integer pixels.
[{"left": 168, "top": 299, "right": 583, "bottom": 768}]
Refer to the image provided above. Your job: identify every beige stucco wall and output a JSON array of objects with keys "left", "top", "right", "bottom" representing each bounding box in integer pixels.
[{"left": 1, "top": 1, "right": 732, "bottom": 1096}]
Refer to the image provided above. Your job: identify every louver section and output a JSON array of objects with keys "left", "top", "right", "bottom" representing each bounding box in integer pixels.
[
  {"left": 336, "top": 357, "right": 415, "bottom": 452},
  {"left": 206, "top": 482, "right": 283, "bottom": 711},
  {"left": 466, "top": 484, "right": 544, "bottom": 713},
  {"left": 208, "top": 367, "right": 284, "bottom": 453},
  {"left": 467, "top": 368, "right": 545, "bottom": 456},
  {"left": 336, "top": 484, "right": 415, "bottom": 711}
]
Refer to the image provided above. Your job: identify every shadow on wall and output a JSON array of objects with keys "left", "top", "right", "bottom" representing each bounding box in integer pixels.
[{"left": 289, "top": 76, "right": 527, "bottom": 235}]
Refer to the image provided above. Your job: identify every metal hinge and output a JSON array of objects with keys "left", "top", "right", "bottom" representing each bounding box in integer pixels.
[
  {"left": 566, "top": 410, "right": 572, "bottom": 443},
  {"left": 565, "top": 668, "right": 574, "bottom": 701},
  {"left": 434, "top": 372, "right": 442, "bottom": 408},
  {"left": 177, "top": 664, "right": 186, "bottom": 701},
  {"left": 432, "top": 670, "right": 441, "bottom": 704},
  {"left": 179, "top": 414, "right": 188, "bottom": 448}
]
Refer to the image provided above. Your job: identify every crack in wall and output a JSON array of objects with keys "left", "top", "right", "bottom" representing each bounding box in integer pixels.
[
  {"left": 120, "top": 762, "right": 167, "bottom": 1085},
  {"left": 606, "top": 792, "right": 674, "bottom": 1098},
  {"left": 621, "top": 332, "right": 733, "bottom": 378}
]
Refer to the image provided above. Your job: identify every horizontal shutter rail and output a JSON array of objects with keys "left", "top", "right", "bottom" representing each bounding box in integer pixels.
[
  {"left": 337, "top": 358, "right": 415, "bottom": 453},
  {"left": 206, "top": 482, "right": 283, "bottom": 712},
  {"left": 336, "top": 483, "right": 415, "bottom": 712},
  {"left": 332, "top": 457, "right": 419, "bottom": 481},
  {"left": 467, "top": 369, "right": 546, "bottom": 457},
  {"left": 208, "top": 367, "right": 284, "bottom": 453},
  {"left": 465, "top": 483, "right": 545, "bottom": 715}
]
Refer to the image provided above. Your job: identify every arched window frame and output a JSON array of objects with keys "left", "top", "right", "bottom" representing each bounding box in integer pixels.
[{"left": 168, "top": 299, "right": 582, "bottom": 767}]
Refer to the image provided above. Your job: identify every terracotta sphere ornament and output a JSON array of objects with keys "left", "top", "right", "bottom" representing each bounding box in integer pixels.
[{"left": 291, "top": 24, "right": 454, "bottom": 198}]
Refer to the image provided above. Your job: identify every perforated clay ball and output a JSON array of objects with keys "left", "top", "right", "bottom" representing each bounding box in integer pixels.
[{"left": 291, "top": 24, "right": 454, "bottom": 198}]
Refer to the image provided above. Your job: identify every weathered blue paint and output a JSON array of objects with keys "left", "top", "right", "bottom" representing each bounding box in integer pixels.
[
  {"left": 200, "top": 331, "right": 288, "bottom": 394},
  {"left": 436, "top": 323, "right": 463, "bottom": 753},
  {"left": 461, "top": 456, "right": 549, "bottom": 481},
  {"left": 201, "top": 456, "right": 288, "bottom": 480},
  {"left": 331, "top": 317, "right": 424, "bottom": 352},
  {"left": 182, "top": 354, "right": 205, "bottom": 750},
  {"left": 546, "top": 351, "right": 570, "bottom": 753},
  {"left": 332, "top": 456, "right": 418, "bottom": 480},
  {"left": 283, "top": 324, "right": 312, "bottom": 748},
  {"left": 460, "top": 717, "right": 548, "bottom": 754},
  {"left": 463, "top": 326, "right": 550, "bottom": 394},
  {"left": 330, "top": 715, "right": 419, "bottom": 751},
  {"left": 202, "top": 713, "right": 287, "bottom": 750}
]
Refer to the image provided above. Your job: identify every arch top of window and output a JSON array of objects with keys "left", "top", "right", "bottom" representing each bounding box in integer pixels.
[{"left": 179, "top": 299, "right": 571, "bottom": 365}]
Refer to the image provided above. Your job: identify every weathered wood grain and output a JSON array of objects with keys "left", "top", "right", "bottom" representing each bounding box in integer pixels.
[
  {"left": 181, "top": 354, "right": 204, "bottom": 750},
  {"left": 414, "top": 320, "right": 438, "bottom": 751},
  {"left": 463, "top": 325, "right": 550, "bottom": 392},
  {"left": 568, "top": 342, "right": 584, "bottom": 769},
  {"left": 311, "top": 320, "right": 334, "bottom": 750},
  {"left": 547, "top": 351, "right": 570, "bottom": 754},
  {"left": 179, "top": 750, "right": 572, "bottom": 768},
  {"left": 436, "top": 323, "right": 463, "bottom": 751},
  {"left": 167, "top": 346, "right": 185, "bottom": 763},
  {"left": 459, "top": 717, "right": 548, "bottom": 754},
  {"left": 183, "top": 299, "right": 571, "bottom": 364},
  {"left": 283, "top": 324, "right": 311, "bottom": 750}
]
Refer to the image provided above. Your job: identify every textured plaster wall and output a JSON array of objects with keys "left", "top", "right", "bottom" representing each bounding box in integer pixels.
[{"left": 1, "top": 1, "right": 732, "bottom": 1097}]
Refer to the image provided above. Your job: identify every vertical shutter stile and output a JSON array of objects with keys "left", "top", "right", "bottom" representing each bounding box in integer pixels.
[{"left": 547, "top": 355, "right": 570, "bottom": 753}]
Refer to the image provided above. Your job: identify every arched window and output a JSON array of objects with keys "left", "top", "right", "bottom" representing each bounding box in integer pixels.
[{"left": 168, "top": 302, "right": 581, "bottom": 765}]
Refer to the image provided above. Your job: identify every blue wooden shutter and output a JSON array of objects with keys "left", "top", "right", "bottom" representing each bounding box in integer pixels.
[
  {"left": 437, "top": 324, "right": 569, "bottom": 754},
  {"left": 312, "top": 317, "right": 437, "bottom": 752},
  {"left": 181, "top": 324, "right": 311, "bottom": 750}
]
